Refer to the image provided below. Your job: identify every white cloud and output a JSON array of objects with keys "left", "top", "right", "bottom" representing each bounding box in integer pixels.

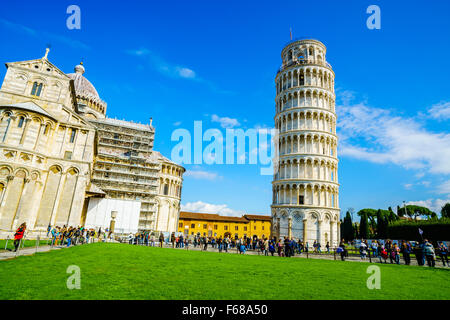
[
  {"left": 181, "top": 201, "right": 245, "bottom": 217},
  {"left": 126, "top": 48, "right": 197, "bottom": 80},
  {"left": 184, "top": 169, "right": 220, "bottom": 180},
  {"left": 126, "top": 48, "right": 150, "bottom": 56},
  {"left": 403, "top": 183, "right": 413, "bottom": 190},
  {"left": 338, "top": 102, "right": 450, "bottom": 174},
  {"left": 406, "top": 198, "right": 450, "bottom": 214},
  {"left": 211, "top": 114, "right": 240, "bottom": 128},
  {"left": 437, "top": 180, "right": 450, "bottom": 195},
  {"left": 176, "top": 67, "right": 196, "bottom": 79},
  {"left": 428, "top": 101, "right": 450, "bottom": 120}
]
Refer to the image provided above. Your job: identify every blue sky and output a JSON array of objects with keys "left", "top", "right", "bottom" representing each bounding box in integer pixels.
[{"left": 1, "top": 0, "right": 449, "bottom": 218}]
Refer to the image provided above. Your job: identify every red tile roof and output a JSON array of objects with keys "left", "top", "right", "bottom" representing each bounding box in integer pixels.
[
  {"left": 179, "top": 211, "right": 249, "bottom": 223},
  {"left": 243, "top": 214, "right": 272, "bottom": 221}
]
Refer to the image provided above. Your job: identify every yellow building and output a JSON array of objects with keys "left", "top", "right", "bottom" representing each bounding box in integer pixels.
[{"left": 178, "top": 211, "right": 271, "bottom": 239}]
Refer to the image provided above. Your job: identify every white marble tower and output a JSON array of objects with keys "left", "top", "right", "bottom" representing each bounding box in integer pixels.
[{"left": 271, "top": 39, "right": 340, "bottom": 247}]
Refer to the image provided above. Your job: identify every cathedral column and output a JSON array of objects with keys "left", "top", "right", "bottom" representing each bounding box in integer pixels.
[
  {"left": 330, "top": 221, "right": 334, "bottom": 247},
  {"left": 0, "top": 175, "right": 13, "bottom": 208},
  {"left": 288, "top": 217, "right": 292, "bottom": 239},
  {"left": 58, "top": 126, "right": 68, "bottom": 156},
  {"left": 49, "top": 173, "right": 66, "bottom": 227},
  {"left": 277, "top": 217, "right": 280, "bottom": 239},
  {"left": 337, "top": 221, "right": 341, "bottom": 244},
  {"left": 11, "top": 178, "right": 31, "bottom": 229},
  {"left": 318, "top": 220, "right": 322, "bottom": 247},
  {"left": 2, "top": 116, "right": 15, "bottom": 143},
  {"left": 303, "top": 219, "right": 307, "bottom": 243},
  {"left": 19, "top": 118, "right": 31, "bottom": 145},
  {"left": 33, "top": 123, "right": 44, "bottom": 150}
]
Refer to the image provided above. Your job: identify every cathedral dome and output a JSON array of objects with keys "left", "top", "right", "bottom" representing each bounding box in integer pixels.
[{"left": 67, "top": 62, "right": 100, "bottom": 100}]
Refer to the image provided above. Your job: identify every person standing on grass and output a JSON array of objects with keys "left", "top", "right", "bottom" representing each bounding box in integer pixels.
[
  {"left": 326, "top": 241, "right": 330, "bottom": 254},
  {"left": 423, "top": 240, "right": 436, "bottom": 267},
  {"left": 46, "top": 223, "right": 51, "bottom": 237},
  {"left": 371, "top": 241, "right": 378, "bottom": 258},
  {"left": 50, "top": 226, "right": 57, "bottom": 246},
  {"left": 85, "top": 229, "right": 90, "bottom": 244},
  {"left": 159, "top": 233, "right": 164, "bottom": 248},
  {"left": 401, "top": 241, "right": 411, "bottom": 265},
  {"left": 171, "top": 233, "right": 175, "bottom": 248},
  {"left": 283, "top": 237, "right": 290, "bottom": 258},
  {"left": 338, "top": 241, "right": 346, "bottom": 261},
  {"left": 224, "top": 236, "right": 229, "bottom": 253},
  {"left": 264, "top": 238, "right": 269, "bottom": 256},
  {"left": 437, "top": 242, "right": 449, "bottom": 266},
  {"left": 203, "top": 236, "right": 208, "bottom": 251},
  {"left": 66, "top": 227, "right": 73, "bottom": 247},
  {"left": 360, "top": 241, "right": 367, "bottom": 260},
  {"left": 13, "top": 223, "right": 26, "bottom": 252},
  {"left": 217, "top": 236, "right": 222, "bottom": 252},
  {"left": 413, "top": 242, "right": 424, "bottom": 266},
  {"left": 393, "top": 244, "right": 400, "bottom": 264},
  {"left": 74, "top": 227, "right": 80, "bottom": 246},
  {"left": 150, "top": 234, "right": 155, "bottom": 247},
  {"left": 379, "top": 245, "right": 388, "bottom": 263}
]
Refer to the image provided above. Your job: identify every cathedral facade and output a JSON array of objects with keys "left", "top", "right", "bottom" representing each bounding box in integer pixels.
[
  {"left": 0, "top": 49, "right": 184, "bottom": 236},
  {"left": 271, "top": 39, "right": 341, "bottom": 247}
]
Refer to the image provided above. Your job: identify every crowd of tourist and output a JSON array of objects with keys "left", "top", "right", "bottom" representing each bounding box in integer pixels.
[
  {"left": 9, "top": 223, "right": 112, "bottom": 252},
  {"left": 338, "top": 238, "right": 449, "bottom": 267},
  {"left": 9, "top": 223, "right": 449, "bottom": 268},
  {"left": 46, "top": 225, "right": 106, "bottom": 247}
]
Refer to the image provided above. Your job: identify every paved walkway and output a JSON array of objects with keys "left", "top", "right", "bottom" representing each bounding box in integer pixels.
[{"left": 0, "top": 245, "right": 62, "bottom": 260}]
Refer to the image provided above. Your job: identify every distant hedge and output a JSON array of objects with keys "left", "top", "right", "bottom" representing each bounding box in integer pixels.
[{"left": 386, "top": 218, "right": 450, "bottom": 241}]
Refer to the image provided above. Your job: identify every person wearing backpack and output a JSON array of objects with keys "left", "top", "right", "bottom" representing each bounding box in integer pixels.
[
  {"left": 423, "top": 240, "right": 436, "bottom": 267},
  {"left": 401, "top": 241, "right": 411, "bottom": 265},
  {"left": 337, "top": 241, "right": 346, "bottom": 261},
  {"left": 379, "top": 246, "right": 388, "bottom": 263},
  {"left": 437, "top": 242, "right": 449, "bottom": 266}
]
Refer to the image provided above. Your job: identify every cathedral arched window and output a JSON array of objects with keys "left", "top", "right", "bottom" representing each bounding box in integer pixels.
[
  {"left": 31, "top": 82, "right": 43, "bottom": 97},
  {"left": 18, "top": 116, "right": 25, "bottom": 128},
  {"left": 44, "top": 124, "right": 50, "bottom": 135},
  {"left": 163, "top": 184, "right": 169, "bottom": 195},
  {"left": 69, "top": 128, "right": 77, "bottom": 143}
]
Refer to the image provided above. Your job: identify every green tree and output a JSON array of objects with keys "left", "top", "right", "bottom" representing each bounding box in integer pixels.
[
  {"left": 441, "top": 203, "right": 450, "bottom": 218},
  {"left": 397, "top": 205, "right": 406, "bottom": 217},
  {"left": 403, "top": 205, "right": 436, "bottom": 220},
  {"left": 376, "top": 209, "right": 386, "bottom": 238},
  {"left": 359, "top": 212, "right": 369, "bottom": 239},
  {"left": 357, "top": 209, "right": 377, "bottom": 233},
  {"left": 388, "top": 207, "right": 398, "bottom": 222},
  {"left": 353, "top": 223, "right": 359, "bottom": 239},
  {"left": 342, "top": 211, "right": 354, "bottom": 241}
]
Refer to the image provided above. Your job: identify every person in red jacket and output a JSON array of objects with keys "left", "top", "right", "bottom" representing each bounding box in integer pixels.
[{"left": 14, "top": 222, "right": 27, "bottom": 252}]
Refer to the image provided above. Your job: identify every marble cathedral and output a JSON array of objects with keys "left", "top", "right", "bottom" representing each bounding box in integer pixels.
[{"left": 0, "top": 49, "right": 184, "bottom": 236}]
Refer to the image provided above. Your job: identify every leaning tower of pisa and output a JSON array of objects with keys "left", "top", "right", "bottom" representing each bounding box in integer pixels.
[{"left": 271, "top": 39, "right": 340, "bottom": 247}]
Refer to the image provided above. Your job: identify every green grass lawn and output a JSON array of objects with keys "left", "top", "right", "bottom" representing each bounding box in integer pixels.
[{"left": 0, "top": 242, "right": 448, "bottom": 300}]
